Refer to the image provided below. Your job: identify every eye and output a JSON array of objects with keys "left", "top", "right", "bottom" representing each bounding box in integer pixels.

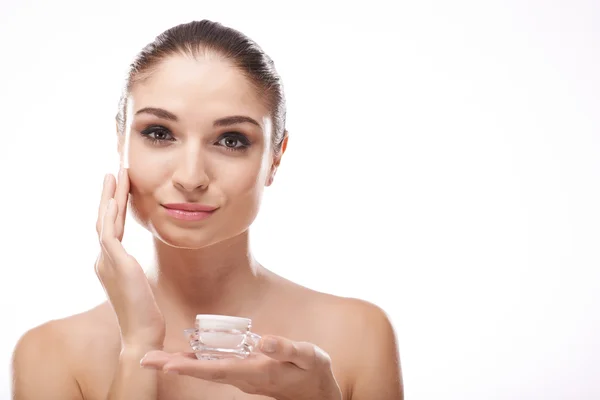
[
  {"left": 216, "top": 133, "right": 251, "bottom": 151},
  {"left": 140, "top": 125, "right": 174, "bottom": 143}
]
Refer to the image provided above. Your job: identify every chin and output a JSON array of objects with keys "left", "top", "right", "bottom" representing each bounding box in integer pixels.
[
  {"left": 148, "top": 222, "right": 250, "bottom": 250},
  {"left": 150, "top": 226, "right": 222, "bottom": 249}
]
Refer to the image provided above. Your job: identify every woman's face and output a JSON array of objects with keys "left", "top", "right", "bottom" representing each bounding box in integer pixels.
[{"left": 121, "top": 55, "right": 281, "bottom": 249}]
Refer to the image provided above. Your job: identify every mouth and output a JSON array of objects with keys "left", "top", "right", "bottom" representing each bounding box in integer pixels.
[{"left": 161, "top": 203, "right": 218, "bottom": 222}]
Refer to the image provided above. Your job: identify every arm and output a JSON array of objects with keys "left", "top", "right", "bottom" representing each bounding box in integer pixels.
[
  {"left": 105, "top": 345, "right": 160, "bottom": 400},
  {"left": 11, "top": 322, "right": 83, "bottom": 400},
  {"left": 349, "top": 302, "right": 404, "bottom": 400},
  {"left": 96, "top": 170, "right": 165, "bottom": 399}
]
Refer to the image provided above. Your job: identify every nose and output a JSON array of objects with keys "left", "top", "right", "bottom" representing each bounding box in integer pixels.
[{"left": 171, "top": 144, "right": 209, "bottom": 193}]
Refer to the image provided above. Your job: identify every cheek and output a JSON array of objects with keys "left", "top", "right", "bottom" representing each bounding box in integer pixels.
[
  {"left": 217, "top": 154, "right": 270, "bottom": 199},
  {"left": 213, "top": 154, "right": 270, "bottom": 231},
  {"left": 127, "top": 166, "right": 156, "bottom": 228},
  {"left": 128, "top": 166, "right": 161, "bottom": 196},
  {"left": 127, "top": 140, "right": 173, "bottom": 194},
  {"left": 126, "top": 140, "right": 174, "bottom": 226}
]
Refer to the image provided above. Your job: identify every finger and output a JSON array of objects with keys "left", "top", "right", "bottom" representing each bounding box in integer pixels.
[
  {"left": 140, "top": 351, "right": 171, "bottom": 368},
  {"left": 259, "top": 336, "right": 329, "bottom": 370},
  {"left": 141, "top": 350, "right": 196, "bottom": 365},
  {"left": 96, "top": 174, "right": 116, "bottom": 235},
  {"left": 100, "top": 199, "right": 129, "bottom": 265},
  {"left": 143, "top": 352, "right": 260, "bottom": 382},
  {"left": 114, "top": 168, "right": 130, "bottom": 238}
]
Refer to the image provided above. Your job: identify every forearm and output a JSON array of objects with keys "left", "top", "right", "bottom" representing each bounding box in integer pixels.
[{"left": 106, "top": 347, "right": 159, "bottom": 400}]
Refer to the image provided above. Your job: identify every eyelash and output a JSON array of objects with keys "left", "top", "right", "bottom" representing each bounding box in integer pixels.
[{"left": 139, "top": 126, "right": 251, "bottom": 152}]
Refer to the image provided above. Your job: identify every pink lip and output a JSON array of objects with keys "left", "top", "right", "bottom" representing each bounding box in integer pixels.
[{"left": 162, "top": 203, "right": 218, "bottom": 221}]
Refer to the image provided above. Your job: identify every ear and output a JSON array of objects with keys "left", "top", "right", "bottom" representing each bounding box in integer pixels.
[{"left": 266, "top": 132, "right": 289, "bottom": 187}]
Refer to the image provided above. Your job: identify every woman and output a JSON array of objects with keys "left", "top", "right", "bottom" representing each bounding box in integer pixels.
[{"left": 12, "top": 20, "right": 403, "bottom": 400}]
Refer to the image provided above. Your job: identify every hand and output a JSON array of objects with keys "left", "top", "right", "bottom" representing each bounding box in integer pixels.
[
  {"left": 95, "top": 168, "right": 166, "bottom": 350},
  {"left": 140, "top": 335, "right": 343, "bottom": 400}
]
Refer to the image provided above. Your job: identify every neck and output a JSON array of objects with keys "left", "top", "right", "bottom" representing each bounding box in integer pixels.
[{"left": 147, "top": 230, "right": 269, "bottom": 327}]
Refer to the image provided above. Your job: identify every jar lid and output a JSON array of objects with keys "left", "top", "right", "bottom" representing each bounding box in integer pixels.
[{"left": 195, "top": 314, "right": 252, "bottom": 330}]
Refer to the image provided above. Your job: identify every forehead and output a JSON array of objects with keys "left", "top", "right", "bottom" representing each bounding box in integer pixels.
[{"left": 129, "top": 55, "right": 269, "bottom": 120}]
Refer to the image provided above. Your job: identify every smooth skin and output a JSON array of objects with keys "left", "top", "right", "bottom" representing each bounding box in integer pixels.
[{"left": 11, "top": 55, "right": 403, "bottom": 400}]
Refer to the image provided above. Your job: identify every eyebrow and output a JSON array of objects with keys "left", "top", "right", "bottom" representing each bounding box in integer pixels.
[
  {"left": 135, "top": 107, "right": 177, "bottom": 121},
  {"left": 213, "top": 115, "right": 261, "bottom": 128},
  {"left": 134, "top": 107, "right": 261, "bottom": 128}
]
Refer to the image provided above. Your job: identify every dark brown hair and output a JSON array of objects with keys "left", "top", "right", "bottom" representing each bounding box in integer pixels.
[{"left": 116, "top": 19, "right": 287, "bottom": 155}]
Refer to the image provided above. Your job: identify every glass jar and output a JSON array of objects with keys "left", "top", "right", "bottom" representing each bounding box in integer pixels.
[{"left": 183, "top": 314, "right": 262, "bottom": 360}]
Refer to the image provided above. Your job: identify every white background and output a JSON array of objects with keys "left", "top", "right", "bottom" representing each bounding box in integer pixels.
[{"left": 1, "top": 1, "right": 599, "bottom": 399}]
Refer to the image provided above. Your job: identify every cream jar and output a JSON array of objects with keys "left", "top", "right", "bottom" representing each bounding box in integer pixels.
[{"left": 183, "top": 314, "right": 262, "bottom": 360}]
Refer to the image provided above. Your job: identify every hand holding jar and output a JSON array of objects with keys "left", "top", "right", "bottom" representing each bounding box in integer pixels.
[{"left": 140, "top": 314, "right": 342, "bottom": 400}]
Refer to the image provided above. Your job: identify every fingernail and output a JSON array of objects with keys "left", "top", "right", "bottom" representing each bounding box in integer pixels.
[
  {"left": 103, "top": 174, "right": 110, "bottom": 185},
  {"left": 261, "top": 338, "right": 277, "bottom": 353}
]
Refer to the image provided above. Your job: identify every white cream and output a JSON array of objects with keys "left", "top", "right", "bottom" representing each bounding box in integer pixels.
[
  {"left": 185, "top": 314, "right": 261, "bottom": 359},
  {"left": 195, "top": 314, "right": 252, "bottom": 331}
]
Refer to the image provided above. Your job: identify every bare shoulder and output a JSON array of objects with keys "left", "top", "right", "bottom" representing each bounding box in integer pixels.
[
  {"left": 319, "top": 292, "right": 396, "bottom": 327},
  {"left": 311, "top": 290, "right": 400, "bottom": 352},
  {"left": 318, "top": 295, "right": 403, "bottom": 400},
  {"left": 11, "top": 302, "right": 118, "bottom": 400},
  {"left": 273, "top": 279, "right": 403, "bottom": 400},
  {"left": 273, "top": 275, "right": 397, "bottom": 333}
]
